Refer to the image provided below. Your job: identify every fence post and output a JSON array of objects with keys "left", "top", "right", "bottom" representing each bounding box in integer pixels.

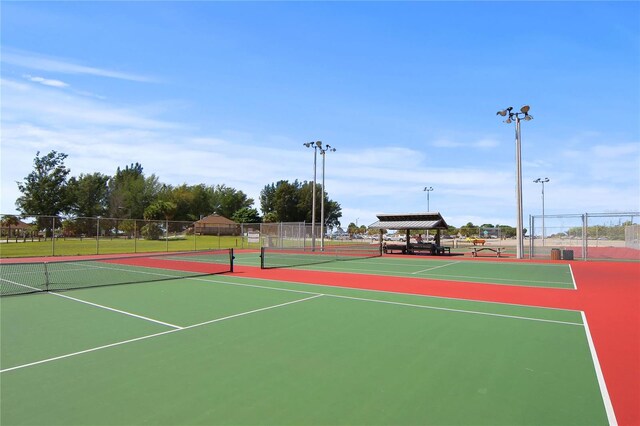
[
  {"left": 96, "top": 218, "right": 100, "bottom": 255},
  {"left": 529, "top": 215, "right": 534, "bottom": 259},
  {"left": 44, "top": 262, "right": 50, "bottom": 292},
  {"left": 51, "top": 217, "right": 56, "bottom": 256},
  {"left": 582, "top": 214, "right": 588, "bottom": 260}
]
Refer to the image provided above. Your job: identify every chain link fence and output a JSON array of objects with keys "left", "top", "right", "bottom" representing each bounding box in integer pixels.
[
  {"left": 0, "top": 215, "right": 343, "bottom": 258},
  {"left": 528, "top": 212, "right": 640, "bottom": 261}
]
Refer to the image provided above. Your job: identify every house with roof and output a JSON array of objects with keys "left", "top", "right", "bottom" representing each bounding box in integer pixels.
[{"left": 193, "top": 214, "right": 240, "bottom": 236}]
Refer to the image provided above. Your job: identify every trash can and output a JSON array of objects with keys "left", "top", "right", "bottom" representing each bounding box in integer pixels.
[
  {"left": 550, "top": 248, "right": 561, "bottom": 260},
  {"left": 562, "top": 249, "right": 574, "bottom": 260}
]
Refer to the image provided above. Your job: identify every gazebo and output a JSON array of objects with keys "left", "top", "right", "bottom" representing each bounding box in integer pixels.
[{"left": 368, "top": 212, "right": 450, "bottom": 253}]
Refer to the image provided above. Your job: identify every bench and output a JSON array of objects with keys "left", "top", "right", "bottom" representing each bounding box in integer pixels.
[
  {"left": 409, "top": 243, "right": 451, "bottom": 255},
  {"left": 383, "top": 243, "right": 407, "bottom": 254},
  {"left": 471, "top": 239, "right": 486, "bottom": 246},
  {"left": 383, "top": 243, "right": 451, "bottom": 255},
  {"left": 471, "top": 247, "right": 504, "bottom": 257},
  {"left": 430, "top": 244, "right": 451, "bottom": 255}
]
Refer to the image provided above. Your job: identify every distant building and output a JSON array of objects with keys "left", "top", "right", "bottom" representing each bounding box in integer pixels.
[
  {"left": 193, "top": 214, "right": 239, "bottom": 236},
  {"left": 0, "top": 219, "right": 31, "bottom": 238}
]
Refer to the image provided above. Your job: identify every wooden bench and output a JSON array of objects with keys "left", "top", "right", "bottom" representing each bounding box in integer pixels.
[
  {"left": 383, "top": 243, "right": 407, "bottom": 254},
  {"left": 383, "top": 243, "right": 451, "bottom": 255},
  {"left": 471, "top": 247, "right": 504, "bottom": 257},
  {"left": 471, "top": 239, "right": 486, "bottom": 246},
  {"left": 430, "top": 244, "right": 451, "bottom": 255}
]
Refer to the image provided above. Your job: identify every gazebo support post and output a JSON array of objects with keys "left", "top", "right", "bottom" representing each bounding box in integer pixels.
[{"left": 406, "top": 229, "right": 411, "bottom": 252}]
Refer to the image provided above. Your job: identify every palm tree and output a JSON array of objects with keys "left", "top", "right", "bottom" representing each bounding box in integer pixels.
[{"left": 1, "top": 215, "right": 20, "bottom": 239}]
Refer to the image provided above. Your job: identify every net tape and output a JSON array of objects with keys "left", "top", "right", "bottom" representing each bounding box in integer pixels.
[{"left": 0, "top": 249, "right": 234, "bottom": 296}]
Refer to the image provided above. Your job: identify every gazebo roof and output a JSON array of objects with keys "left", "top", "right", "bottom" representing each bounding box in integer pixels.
[{"left": 368, "top": 212, "right": 449, "bottom": 230}]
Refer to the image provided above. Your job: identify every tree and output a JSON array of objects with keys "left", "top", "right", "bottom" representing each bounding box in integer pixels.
[
  {"left": 210, "top": 184, "right": 253, "bottom": 219},
  {"left": 323, "top": 199, "right": 342, "bottom": 229},
  {"left": 232, "top": 207, "right": 261, "bottom": 223},
  {"left": 347, "top": 222, "right": 359, "bottom": 235},
  {"left": 188, "top": 184, "right": 214, "bottom": 220},
  {"left": 16, "top": 151, "right": 71, "bottom": 236},
  {"left": 140, "top": 223, "right": 163, "bottom": 240},
  {"left": 159, "top": 184, "right": 196, "bottom": 222},
  {"left": 108, "top": 163, "right": 160, "bottom": 219},
  {"left": 260, "top": 180, "right": 342, "bottom": 225},
  {"left": 67, "top": 173, "right": 110, "bottom": 217},
  {"left": 260, "top": 180, "right": 301, "bottom": 222},
  {"left": 498, "top": 225, "right": 517, "bottom": 238},
  {"left": 1, "top": 215, "right": 20, "bottom": 239},
  {"left": 459, "top": 222, "right": 477, "bottom": 237},
  {"left": 144, "top": 200, "right": 178, "bottom": 221}
]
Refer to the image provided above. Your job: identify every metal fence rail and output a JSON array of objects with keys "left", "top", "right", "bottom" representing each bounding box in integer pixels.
[
  {"left": 528, "top": 212, "right": 639, "bottom": 261},
  {"left": 0, "top": 215, "right": 337, "bottom": 258}
]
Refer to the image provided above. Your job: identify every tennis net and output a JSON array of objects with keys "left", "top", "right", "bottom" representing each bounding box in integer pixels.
[
  {"left": 260, "top": 244, "right": 382, "bottom": 269},
  {"left": 0, "top": 249, "right": 234, "bottom": 297}
]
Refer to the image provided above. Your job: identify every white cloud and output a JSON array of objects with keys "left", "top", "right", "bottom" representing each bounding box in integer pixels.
[
  {"left": 3, "top": 48, "right": 155, "bottom": 83},
  {"left": 1, "top": 78, "right": 177, "bottom": 130},
  {"left": 431, "top": 137, "right": 500, "bottom": 149},
  {"left": 23, "top": 74, "right": 68, "bottom": 88},
  {"left": 1, "top": 73, "right": 638, "bottom": 228}
]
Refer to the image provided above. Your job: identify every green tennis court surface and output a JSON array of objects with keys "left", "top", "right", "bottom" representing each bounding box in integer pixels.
[
  {"left": 1, "top": 264, "right": 608, "bottom": 425},
  {"left": 236, "top": 251, "right": 577, "bottom": 289}
]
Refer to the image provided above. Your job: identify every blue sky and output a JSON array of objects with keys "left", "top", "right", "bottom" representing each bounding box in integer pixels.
[{"left": 2, "top": 1, "right": 639, "bottom": 229}]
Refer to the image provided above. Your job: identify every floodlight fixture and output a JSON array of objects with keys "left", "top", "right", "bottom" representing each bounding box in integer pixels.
[{"left": 520, "top": 105, "right": 530, "bottom": 114}]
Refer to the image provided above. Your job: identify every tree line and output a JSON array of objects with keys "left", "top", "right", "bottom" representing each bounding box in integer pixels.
[{"left": 11, "top": 151, "right": 343, "bottom": 233}]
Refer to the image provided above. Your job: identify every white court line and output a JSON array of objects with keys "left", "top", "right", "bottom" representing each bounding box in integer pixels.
[
  {"left": 189, "top": 276, "right": 584, "bottom": 327},
  {"left": 0, "top": 278, "right": 42, "bottom": 293},
  {"left": 0, "top": 294, "right": 323, "bottom": 374},
  {"left": 581, "top": 311, "right": 617, "bottom": 425},
  {"left": 324, "top": 293, "right": 583, "bottom": 326},
  {"left": 287, "top": 263, "right": 575, "bottom": 289},
  {"left": 569, "top": 264, "right": 577, "bottom": 290},
  {"left": 1, "top": 277, "right": 183, "bottom": 329},
  {"left": 411, "top": 261, "right": 462, "bottom": 274},
  {"left": 51, "top": 292, "right": 183, "bottom": 329},
  {"left": 194, "top": 274, "right": 583, "bottom": 313}
]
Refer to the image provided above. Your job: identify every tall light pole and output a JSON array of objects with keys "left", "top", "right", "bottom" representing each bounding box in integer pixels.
[
  {"left": 423, "top": 186, "right": 434, "bottom": 211},
  {"left": 303, "top": 141, "right": 322, "bottom": 250},
  {"left": 497, "top": 105, "right": 533, "bottom": 259},
  {"left": 319, "top": 144, "right": 336, "bottom": 250},
  {"left": 533, "top": 177, "right": 550, "bottom": 246}
]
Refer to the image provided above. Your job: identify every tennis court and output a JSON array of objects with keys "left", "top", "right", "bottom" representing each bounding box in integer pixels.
[
  {"left": 1, "top": 249, "right": 636, "bottom": 425},
  {"left": 240, "top": 249, "right": 576, "bottom": 289}
]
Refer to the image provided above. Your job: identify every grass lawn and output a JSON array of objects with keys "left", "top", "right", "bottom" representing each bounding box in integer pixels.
[{"left": 0, "top": 235, "right": 259, "bottom": 258}]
